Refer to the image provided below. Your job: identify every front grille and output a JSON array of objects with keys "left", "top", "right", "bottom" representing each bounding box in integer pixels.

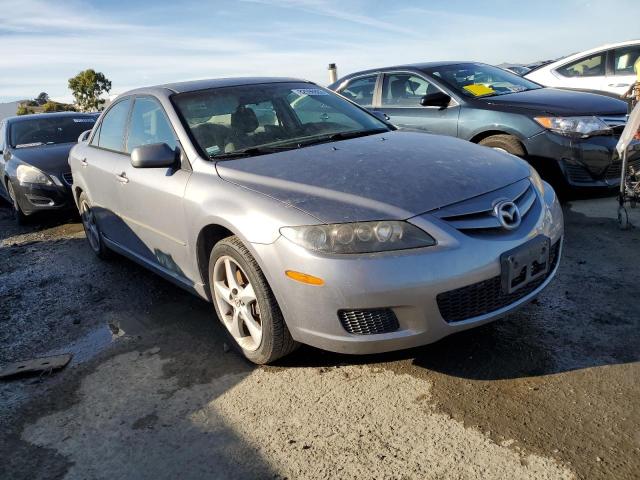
[
  {"left": 599, "top": 115, "right": 627, "bottom": 129},
  {"left": 605, "top": 158, "right": 640, "bottom": 180},
  {"left": 338, "top": 308, "right": 399, "bottom": 335},
  {"left": 432, "top": 178, "right": 538, "bottom": 232},
  {"left": 62, "top": 172, "right": 73, "bottom": 186},
  {"left": 437, "top": 239, "right": 561, "bottom": 323},
  {"left": 564, "top": 163, "right": 593, "bottom": 183}
]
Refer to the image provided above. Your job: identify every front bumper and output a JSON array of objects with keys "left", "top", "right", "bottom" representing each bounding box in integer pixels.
[
  {"left": 524, "top": 130, "right": 640, "bottom": 188},
  {"left": 12, "top": 176, "right": 74, "bottom": 216},
  {"left": 252, "top": 184, "right": 564, "bottom": 355}
]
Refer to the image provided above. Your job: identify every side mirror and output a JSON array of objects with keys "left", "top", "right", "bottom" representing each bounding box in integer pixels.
[
  {"left": 372, "top": 111, "right": 391, "bottom": 123},
  {"left": 420, "top": 92, "right": 452, "bottom": 109},
  {"left": 131, "top": 143, "right": 177, "bottom": 168},
  {"left": 78, "top": 130, "right": 92, "bottom": 143}
]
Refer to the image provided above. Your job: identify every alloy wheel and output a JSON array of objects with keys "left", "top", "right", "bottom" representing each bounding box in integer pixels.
[
  {"left": 80, "top": 200, "right": 100, "bottom": 252},
  {"left": 212, "top": 255, "right": 262, "bottom": 351}
]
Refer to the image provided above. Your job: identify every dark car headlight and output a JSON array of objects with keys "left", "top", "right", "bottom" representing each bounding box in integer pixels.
[
  {"left": 534, "top": 116, "right": 611, "bottom": 138},
  {"left": 280, "top": 220, "right": 436, "bottom": 254},
  {"left": 16, "top": 165, "right": 53, "bottom": 185}
]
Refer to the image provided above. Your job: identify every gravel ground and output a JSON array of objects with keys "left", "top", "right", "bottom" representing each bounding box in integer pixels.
[{"left": 0, "top": 196, "right": 638, "bottom": 480}]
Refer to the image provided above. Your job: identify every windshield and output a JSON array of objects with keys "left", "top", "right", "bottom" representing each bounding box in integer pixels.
[
  {"left": 425, "top": 63, "right": 542, "bottom": 98},
  {"left": 172, "top": 82, "right": 389, "bottom": 159},
  {"left": 9, "top": 116, "right": 96, "bottom": 148}
]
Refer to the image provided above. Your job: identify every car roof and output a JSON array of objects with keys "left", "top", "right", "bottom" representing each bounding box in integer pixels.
[
  {"left": 4, "top": 111, "right": 98, "bottom": 124},
  {"left": 533, "top": 39, "right": 640, "bottom": 70},
  {"left": 119, "top": 77, "right": 313, "bottom": 98},
  {"left": 331, "top": 61, "right": 481, "bottom": 85}
]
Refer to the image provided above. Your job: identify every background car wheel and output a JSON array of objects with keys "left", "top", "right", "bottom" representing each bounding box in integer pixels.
[
  {"left": 478, "top": 134, "right": 525, "bottom": 156},
  {"left": 78, "top": 192, "right": 110, "bottom": 259},
  {"left": 209, "top": 236, "right": 298, "bottom": 364},
  {"left": 6, "top": 179, "right": 29, "bottom": 225}
]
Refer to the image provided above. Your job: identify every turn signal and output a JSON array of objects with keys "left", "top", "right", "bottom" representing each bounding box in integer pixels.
[{"left": 285, "top": 270, "right": 325, "bottom": 286}]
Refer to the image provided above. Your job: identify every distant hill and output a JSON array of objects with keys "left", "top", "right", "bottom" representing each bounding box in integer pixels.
[{"left": 0, "top": 101, "right": 24, "bottom": 121}]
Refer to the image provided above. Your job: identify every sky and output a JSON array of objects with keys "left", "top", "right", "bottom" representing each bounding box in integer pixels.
[{"left": 0, "top": 0, "right": 638, "bottom": 103}]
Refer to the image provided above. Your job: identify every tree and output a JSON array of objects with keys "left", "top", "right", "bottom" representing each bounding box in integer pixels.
[
  {"left": 43, "top": 101, "right": 76, "bottom": 113},
  {"left": 16, "top": 104, "right": 34, "bottom": 115},
  {"left": 35, "top": 92, "right": 49, "bottom": 106},
  {"left": 68, "top": 69, "right": 112, "bottom": 112}
]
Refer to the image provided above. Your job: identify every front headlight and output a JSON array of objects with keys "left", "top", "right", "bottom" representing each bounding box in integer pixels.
[
  {"left": 280, "top": 220, "right": 436, "bottom": 254},
  {"left": 529, "top": 166, "right": 545, "bottom": 195},
  {"left": 16, "top": 164, "right": 53, "bottom": 185},
  {"left": 534, "top": 116, "right": 610, "bottom": 138}
]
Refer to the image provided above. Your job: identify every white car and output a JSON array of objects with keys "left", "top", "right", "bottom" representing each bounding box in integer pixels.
[{"left": 525, "top": 40, "right": 640, "bottom": 97}]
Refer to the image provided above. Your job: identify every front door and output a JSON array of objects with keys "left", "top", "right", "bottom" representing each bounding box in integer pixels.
[
  {"left": 376, "top": 72, "right": 460, "bottom": 137},
  {"left": 113, "top": 96, "right": 192, "bottom": 282}
]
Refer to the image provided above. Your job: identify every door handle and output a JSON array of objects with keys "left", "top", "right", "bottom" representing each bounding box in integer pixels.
[
  {"left": 80, "top": 158, "right": 88, "bottom": 167},
  {"left": 608, "top": 83, "right": 629, "bottom": 87},
  {"left": 116, "top": 172, "right": 129, "bottom": 184}
]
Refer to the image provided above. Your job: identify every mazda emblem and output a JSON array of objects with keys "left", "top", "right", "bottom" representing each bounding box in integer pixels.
[{"left": 494, "top": 201, "right": 521, "bottom": 230}]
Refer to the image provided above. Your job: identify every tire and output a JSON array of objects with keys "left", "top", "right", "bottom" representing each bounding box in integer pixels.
[
  {"left": 5, "top": 179, "right": 29, "bottom": 225},
  {"left": 478, "top": 134, "right": 526, "bottom": 157},
  {"left": 209, "top": 235, "right": 298, "bottom": 364},
  {"left": 78, "top": 192, "right": 111, "bottom": 259}
]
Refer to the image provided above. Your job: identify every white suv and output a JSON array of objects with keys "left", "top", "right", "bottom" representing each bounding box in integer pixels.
[{"left": 525, "top": 40, "right": 639, "bottom": 97}]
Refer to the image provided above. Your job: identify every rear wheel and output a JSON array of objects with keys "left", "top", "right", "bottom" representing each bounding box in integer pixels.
[
  {"left": 6, "top": 179, "right": 28, "bottom": 225},
  {"left": 209, "top": 236, "right": 298, "bottom": 364},
  {"left": 78, "top": 192, "right": 110, "bottom": 259},
  {"left": 478, "top": 134, "right": 525, "bottom": 156}
]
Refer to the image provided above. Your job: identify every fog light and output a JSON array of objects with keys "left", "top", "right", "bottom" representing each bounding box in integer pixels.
[{"left": 285, "top": 270, "right": 324, "bottom": 286}]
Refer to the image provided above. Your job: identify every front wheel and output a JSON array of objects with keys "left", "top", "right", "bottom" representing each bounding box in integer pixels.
[
  {"left": 209, "top": 236, "right": 298, "bottom": 364},
  {"left": 6, "top": 179, "right": 29, "bottom": 225},
  {"left": 78, "top": 192, "right": 110, "bottom": 259}
]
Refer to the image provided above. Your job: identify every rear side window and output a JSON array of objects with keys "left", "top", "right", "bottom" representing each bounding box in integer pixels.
[
  {"left": 126, "top": 97, "right": 178, "bottom": 153},
  {"left": 556, "top": 53, "right": 605, "bottom": 78},
  {"left": 92, "top": 98, "right": 131, "bottom": 152},
  {"left": 614, "top": 46, "right": 640, "bottom": 75},
  {"left": 338, "top": 75, "right": 377, "bottom": 106}
]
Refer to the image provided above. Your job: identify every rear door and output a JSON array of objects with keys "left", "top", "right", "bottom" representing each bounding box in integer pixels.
[
  {"left": 553, "top": 51, "right": 608, "bottom": 93},
  {"left": 81, "top": 97, "right": 132, "bottom": 239},
  {"left": 113, "top": 96, "right": 192, "bottom": 281},
  {"left": 376, "top": 72, "right": 460, "bottom": 136},
  {"left": 0, "top": 121, "right": 8, "bottom": 200}
]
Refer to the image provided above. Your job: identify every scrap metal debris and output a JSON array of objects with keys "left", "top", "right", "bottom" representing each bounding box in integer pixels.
[{"left": 0, "top": 353, "right": 72, "bottom": 380}]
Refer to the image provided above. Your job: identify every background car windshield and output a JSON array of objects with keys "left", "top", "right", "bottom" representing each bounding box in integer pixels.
[
  {"left": 10, "top": 116, "right": 96, "bottom": 148},
  {"left": 427, "top": 63, "right": 542, "bottom": 98},
  {"left": 173, "top": 83, "right": 388, "bottom": 157}
]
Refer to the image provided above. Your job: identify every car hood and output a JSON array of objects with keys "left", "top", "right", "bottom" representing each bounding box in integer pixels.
[
  {"left": 11, "top": 143, "right": 75, "bottom": 173},
  {"left": 215, "top": 131, "right": 531, "bottom": 223},
  {"left": 482, "top": 88, "right": 627, "bottom": 116}
]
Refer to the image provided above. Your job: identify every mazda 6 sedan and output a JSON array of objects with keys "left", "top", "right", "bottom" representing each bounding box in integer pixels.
[{"left": 69, "top": 78, "right": 564, "bottom": 364}]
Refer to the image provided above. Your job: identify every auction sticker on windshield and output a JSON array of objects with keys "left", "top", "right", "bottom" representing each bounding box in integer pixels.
[
  {"left": 292, "top": 88, "right": 329, "bottom": 96},
  {"left": 463, "top": 84, "right": 496, "bottom": 96}
]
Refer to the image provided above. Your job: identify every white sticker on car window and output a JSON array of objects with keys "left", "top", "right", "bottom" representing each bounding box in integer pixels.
[
  {"left": 292, "top": 88, "right": 329, "bottom": 96},
  {"left": 73, "top": 118, "right": 95, "bottom": 123}
]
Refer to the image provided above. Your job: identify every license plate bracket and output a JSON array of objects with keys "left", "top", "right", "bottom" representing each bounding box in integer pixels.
[{"left": 500, "top": 236, "right": 551, "bottom": 294}]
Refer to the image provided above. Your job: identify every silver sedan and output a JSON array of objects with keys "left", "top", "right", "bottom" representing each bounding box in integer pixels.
[{"left": 69, "top": 78, "right": 563, "bottom": 364}]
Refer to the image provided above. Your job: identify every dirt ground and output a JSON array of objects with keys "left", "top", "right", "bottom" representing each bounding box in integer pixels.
[{"left": 0, "top": 195, "right": 638, "bottom": 480}]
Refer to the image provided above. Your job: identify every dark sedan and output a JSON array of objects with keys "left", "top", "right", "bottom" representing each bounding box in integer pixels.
[
  {"left": 329, "top": 62, "right": 636, "bottom": 190},
  {"left": 0, "top": 112, "right": 97, "bottom": 223}
]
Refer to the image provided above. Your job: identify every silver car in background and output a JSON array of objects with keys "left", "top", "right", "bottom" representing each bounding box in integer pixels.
[{"left": 69, "top": 78, "right": 563, "bottom": 364}]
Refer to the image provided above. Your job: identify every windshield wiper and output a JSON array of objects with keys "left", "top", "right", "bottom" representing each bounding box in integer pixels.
[
  {"left": 211, "top": 145, "right": 294, "bottom": 160},
  {"left": 291, "top": 128, "right": 389, "bottom": 148}
]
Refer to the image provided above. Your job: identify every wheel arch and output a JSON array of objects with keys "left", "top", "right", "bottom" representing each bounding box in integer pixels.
[
  {"left": 469, "top": 130, "right": 528, "bottom": 155},
  {"left": 196, "top": 223, "right": 236, "bottom": 295}
]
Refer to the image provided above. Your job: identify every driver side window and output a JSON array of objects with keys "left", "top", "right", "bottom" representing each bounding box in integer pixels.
[
  {"left": 381, "top": 74, "right": 435, "bottom": 107},
  {"left": 126, "top": 97, "right": 178, "bottom": 153}
]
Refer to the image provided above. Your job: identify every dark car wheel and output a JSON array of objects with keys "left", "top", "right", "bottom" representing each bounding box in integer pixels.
[
  {"left": 78, "top": 192, "right": 110, "bottom": 259},
  {"left": 5, "top": 179, "right": 29, "bottom": 225},
  {"left": 478, "top": 134, "right": 525, "bottom": 156},
  {"left": 209, "top": 235, "right": 298, "bottom": 364}
]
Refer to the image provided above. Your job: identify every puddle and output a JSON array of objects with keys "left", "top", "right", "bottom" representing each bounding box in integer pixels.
[{"left": 43, "top": 323, "right": 128, "bottom": 366}]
